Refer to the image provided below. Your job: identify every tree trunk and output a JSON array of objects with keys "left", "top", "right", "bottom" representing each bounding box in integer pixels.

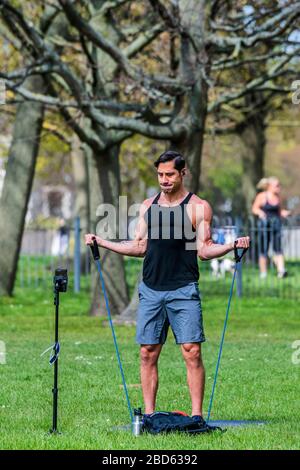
[
  {"left": 0, "top": 75, "right": 44, "bottom": 295},
  {"left": 118, "top": 270, "right": 142, "bottom": 324},
  {"left": 88, "top": 144, "right": 129, "bottom": 316},
  {"left": 236, "top": 99, "right": 267, "bottom": 216},
  {"left": 86, "top": 4, "right": 129, "bottom": 316},
  {"left": 70, "top": 134, "right": 91, "bottom": 273},
  {"left": 0, "top": 6, "right": 79, "bottom": 296},
  {"left": 173, "top": 107, "right": 207, "bottom": 194},
  {"left": 172, "top": 0, "right": 209, "bottom": 195},
  {"left": 71, "top": 134, "right": 90, "bottom": 232}
]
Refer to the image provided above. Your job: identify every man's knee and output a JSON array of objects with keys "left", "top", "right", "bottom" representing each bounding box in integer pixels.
[
  {"left": 140, "top": 344, "right": 161, "bottom": 366},
  {"left": 181, "top": 343, "right": 203, "bottom": 367}
]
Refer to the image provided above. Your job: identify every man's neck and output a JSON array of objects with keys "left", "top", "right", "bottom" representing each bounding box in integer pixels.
[{"left": 160, "top": 188, "right": 189, "bottom": 205}]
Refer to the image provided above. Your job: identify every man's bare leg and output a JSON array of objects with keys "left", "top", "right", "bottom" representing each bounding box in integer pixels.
[
  {"left": 181, "top": 343, "right": 205, "bottom": 416},
  {"left": 140, "top": 344, "right": 162, "bottom": 414}
]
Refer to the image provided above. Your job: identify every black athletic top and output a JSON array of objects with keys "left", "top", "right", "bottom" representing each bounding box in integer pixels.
[
  {"left": 142, "top": 192, "right": 199, "bottom": 291},
  {"left": 260, "top": 196, "right": 280, "bottom": 219}
]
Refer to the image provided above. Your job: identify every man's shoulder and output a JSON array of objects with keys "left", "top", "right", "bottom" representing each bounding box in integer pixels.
[
  {"left": 142, "top": 194, "right": 158, "bottom": 207},
  {"left": 139, "top": 194, "right": 158, "bottom": 215},
  {"left": 190, "top": 194, "right": 211, "bottom": 209},
  {"left": 188, "top": 194, "right": 212, "bottom": 223}
]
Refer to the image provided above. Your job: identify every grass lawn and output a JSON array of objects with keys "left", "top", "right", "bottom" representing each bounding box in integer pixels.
[{"left": 0, "top": 266, "right": 299, "bottom": 450}]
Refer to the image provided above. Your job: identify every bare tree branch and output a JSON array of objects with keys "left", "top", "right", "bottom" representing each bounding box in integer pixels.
[
  {"left": 148, "top": 0, "right": 179, "bottom": 30},
  {"left": 58, "top": 0, "right": 189, "bottom": 95},
  {"left": 106, "top": 130, "right": 134, "bottom": 148},
  {"left": 58, "top": 0, "right": 133, "bottom": 75},
  {"left": 42, "top": 124, "right": 71, "bottom": 147},
  {"left": 3, "top": 73, "right": 186, "bottom": 140},
  {"left": 88, "top": 107, "right": 188, "bottom": 139},
  {"left": 42, "top": 77, "right": 106, "bottom": 153},
  {"left": 209, "top": 53, "right": 300, "bottom": 113},
  {"left": 0, "top": 62, "right": 56, "bottom": 83},
  {"left": 1, "top": 76, "right": 152, "bottom": 113},
  {"left": 212, "top": 48, "right": 300, "bottom": 71},
  {"left": 209, "top": 5, "right": 284, "bottom": 32},
  {"left": 1, "top": 0, "right": 299, "bottom": 146},
  {"left": 123, "top": 23, "right": 164, "bottom": 58},
  {"left": 97, "top": 0, "right": 130, "bottom": 15},
  {"left": 58, "top": 105, "right": 105, "bottom": 153},
  {"left": 1, "top": 0, "right": 190, "bottom": 115},
  {"left": 207, "top": 3, "right": 300, "bottom": 50}
]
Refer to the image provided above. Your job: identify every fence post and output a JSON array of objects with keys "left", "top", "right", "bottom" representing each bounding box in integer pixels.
[{"left": 74, "top": 216, "right": 81, "bottom": 293}]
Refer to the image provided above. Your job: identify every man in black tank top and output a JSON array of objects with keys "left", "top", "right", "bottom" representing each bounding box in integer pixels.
[{"left": 85, "top": 150, "right": 250, "bottom": 423}]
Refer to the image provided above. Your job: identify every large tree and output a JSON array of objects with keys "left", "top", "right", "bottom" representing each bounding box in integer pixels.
[
  {"left": 2, "top": 1, "right": 299, "bottom": 185},
  {"left": 1, "top": 0, "right": 299, "bottom": 312}
]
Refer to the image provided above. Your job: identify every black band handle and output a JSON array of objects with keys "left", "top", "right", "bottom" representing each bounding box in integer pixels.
[
  {"left": 234, "top": 240, "right": 248, "bottom": 263},
  {"left": 90, "top": 237, "right": 100, "bottom": 260}
]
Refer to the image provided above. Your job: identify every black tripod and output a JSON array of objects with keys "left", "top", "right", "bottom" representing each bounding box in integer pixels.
[{"left": 50, "top": 268, "right": 68, "bottom": 434}]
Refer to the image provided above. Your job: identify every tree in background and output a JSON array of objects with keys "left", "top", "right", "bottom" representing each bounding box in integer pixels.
[{"left": 0, "top": 0, "right": 299, "bottom": 312}]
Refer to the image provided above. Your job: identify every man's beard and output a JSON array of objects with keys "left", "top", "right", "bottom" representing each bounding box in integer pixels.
[
  {"left": 161, "top": 183, "right": 179, "bottom": 194},
  {"left": 162, "top": 186, "right": 173, "bottom": 193}
]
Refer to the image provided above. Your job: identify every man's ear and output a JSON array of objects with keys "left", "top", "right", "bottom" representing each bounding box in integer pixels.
[{"left": 181, "top": 168, "right": 186, "bottom": 176}]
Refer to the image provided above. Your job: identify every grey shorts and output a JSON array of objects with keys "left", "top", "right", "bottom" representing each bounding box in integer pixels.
[{"left": 136, "top": 281, "right": 205, "bottom": 345}]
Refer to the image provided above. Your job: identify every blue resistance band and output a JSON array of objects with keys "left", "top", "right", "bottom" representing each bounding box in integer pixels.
[
  {"left": 207, "top": 244, "right": 248, "bottom": 423},
  {"left": 90, "top": 238, "right": 133, "bottom": 422}
]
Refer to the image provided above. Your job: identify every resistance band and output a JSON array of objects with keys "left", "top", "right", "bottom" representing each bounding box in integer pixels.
[
  {"left": 90, "top": 238, "right": 133, "bottom": 422},
  {"left": 207, "top": 242, "right": 248, "bottom": 423}
]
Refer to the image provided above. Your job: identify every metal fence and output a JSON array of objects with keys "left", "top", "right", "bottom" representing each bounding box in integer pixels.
[
  {"left": 201, "top": 216, "right": 300, "bottom": 299},
  {"left": 18, "top": 216, "right": 300, "bottom": 299},
  {"left": 18, "top": 217, "right": 91, "bottom": 292}
]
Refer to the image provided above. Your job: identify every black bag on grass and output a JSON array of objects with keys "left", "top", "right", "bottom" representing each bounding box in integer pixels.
[{"left": 143, "top": 412, "right": 222, "bottom": 435}]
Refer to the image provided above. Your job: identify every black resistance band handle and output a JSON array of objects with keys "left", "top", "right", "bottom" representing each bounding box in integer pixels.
[
  {"left": 90, "top": 237, "right": 100, "bottom": 260},
  {"left": 234, "top": 240, "right": 249, "bottom": 263}
]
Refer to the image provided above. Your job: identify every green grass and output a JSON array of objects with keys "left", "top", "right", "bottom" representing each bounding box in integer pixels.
[
  {"left": 199, "top": 259, "right": 300, "bottom": 299},
  {"left": 0, "top": 265, "right": 300, "bottom": 449}
]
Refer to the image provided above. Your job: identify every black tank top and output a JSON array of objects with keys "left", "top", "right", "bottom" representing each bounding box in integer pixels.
[
  {"left": 142, "top": 192, "right": 199, "bottom": 291},
  {"left": 260, "top": 196, "right": 280, "bottom": 219}
]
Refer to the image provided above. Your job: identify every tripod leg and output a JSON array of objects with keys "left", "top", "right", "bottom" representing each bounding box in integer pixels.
[
  {"left": 50, "top": 359, "right": 58, "bottom": 433},
  {"left": 50, "top": 290, "right": 60, "bottom": 433}
]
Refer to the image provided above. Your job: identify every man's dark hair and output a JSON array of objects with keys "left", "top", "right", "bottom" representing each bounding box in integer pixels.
[{"left": 154, "top": 150, "right": 186, "bottom": 172}]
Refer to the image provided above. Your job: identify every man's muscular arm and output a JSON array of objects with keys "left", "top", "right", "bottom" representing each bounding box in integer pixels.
[
  {"left": 85, "top": 202, "right": 148, "bottom": 258},
  {"left": 196, "top": 201, "right": 250, "bottom": 261}
]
